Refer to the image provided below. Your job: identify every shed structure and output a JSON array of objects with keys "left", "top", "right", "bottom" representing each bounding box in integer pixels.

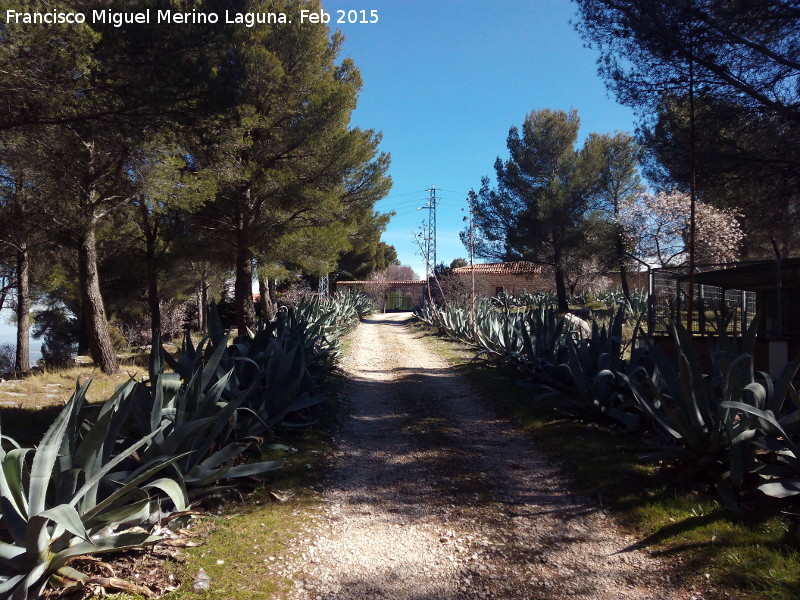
[{"left": 649, "top": 258, "right": 800, "bottom": 377}]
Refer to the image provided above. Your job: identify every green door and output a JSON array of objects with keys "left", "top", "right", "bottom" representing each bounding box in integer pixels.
[{"left": 385, "top": 290, "right": 413, "bottom": 311}]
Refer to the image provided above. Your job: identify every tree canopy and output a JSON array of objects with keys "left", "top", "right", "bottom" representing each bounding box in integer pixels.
[
  {"left": 0, "top": 0, "right": 392, "bottom": 371},
  {"left": 574, "top": 0, "right": 800, "bottom": 122},
  {"left": 198, "top": 0, "right": 391, "bottom": 334},
  {"left": 583, "top": 131, "right": 644, "bottom": 299},
  {"left": 620, "top": 190, "right": 743, "bottom": 267},
  {"left": 575, "top": 0, "right": 800, "bottom": 258}
]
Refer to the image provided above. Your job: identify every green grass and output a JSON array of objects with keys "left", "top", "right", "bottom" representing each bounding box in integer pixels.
[
  {"left": 159, "top": 327, "right": 356, "bottom": 599},
  {"left": 413, "top": 320, "right": 800, "bottom": 600},
  {"left": 163, "top": 391, "right": 336, "bottom": 599}
]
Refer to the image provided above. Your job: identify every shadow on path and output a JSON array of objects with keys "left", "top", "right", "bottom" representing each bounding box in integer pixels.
[{"left": 290, "top": 314, "right": 690, "bottom": 600}]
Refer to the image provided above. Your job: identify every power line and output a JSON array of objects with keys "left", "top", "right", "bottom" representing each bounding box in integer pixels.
[
  {"left": 376, "top": 190, "right": 432, "bottom": 203},
  {"left": 392, "top": 209, "right": 424, "bottom": 217},
  {"left": 383, "top": 199, "right": 430, "bottom": 209}
]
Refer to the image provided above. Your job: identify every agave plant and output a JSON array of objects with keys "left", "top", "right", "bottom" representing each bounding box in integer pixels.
[
  {"left": 591, "top": 286, "right": 649, "bottom": 322},
  {"left": 544, "top": 307, "right": 641, "bottom": 430},
  {"left": 164, "top": 293, "right": 360, "bottom": 438},
  {"left": 243, "top": 333, "right": 322, "bottom": 428},
  {"left": 123, "top": 334, "right": 285, "bottom": 498},
  {"left": 414, "top": 299, "right": 478, "bottom": 343},
  {"left": 415, "top": 297, "right": 574, "bottom": 376},
  {"left": 519, "top": 291, "right": 558, "bottom": 308},
  {"left": 417, "top": 286, "right": 800, "bottom": 512},
  {"left": 473, "top": 304, "right": 521, "bottom": 359},
  {"left": 622, "top": 318, "right": 800, "bottom": 509},
  {"left": 343, "top": 290, "right": 376, "bottom": 318},
  {"left": 517, "top": 304, "right": 573, "bottom": 368},
  {"left": 0, "top": 289, "right": 363, "bottom": 599},
  {"left": 0, "top": 382, "right": 177, "bottom": 599},
  {"left": 594, "top": 287, "right": 626, "bottom": 309}
]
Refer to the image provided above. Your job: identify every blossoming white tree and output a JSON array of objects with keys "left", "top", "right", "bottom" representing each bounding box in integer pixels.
[{"left": 620, "top": 191, "right": 743, "bottom": 267}]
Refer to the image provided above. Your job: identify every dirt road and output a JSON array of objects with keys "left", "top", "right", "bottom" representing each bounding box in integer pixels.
[{"left": 275, "top": 313, "right": 705, "bottom": 599}]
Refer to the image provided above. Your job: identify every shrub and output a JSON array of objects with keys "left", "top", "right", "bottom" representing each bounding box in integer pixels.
[
  {"left": 33, "top": 307, "right": 78, "bottom": 367},
  {"left": 0, "top": 342, "right": 15, "bottom": 374}
]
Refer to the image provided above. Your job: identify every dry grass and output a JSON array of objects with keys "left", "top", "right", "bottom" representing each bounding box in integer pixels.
[
  {"left": 0, "top": 350, "right": 152, "bottom": 446},
  {"left": 0, "top": 347, "right": 165, "bottom": 408}
]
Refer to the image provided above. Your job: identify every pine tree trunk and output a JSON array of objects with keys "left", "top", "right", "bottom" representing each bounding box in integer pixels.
[
  {"left": 78, "top": 223, "right": 118, "bottom": 374},
  {"left": 197, "top": 277, "right": 208, "bottom": 332},
  {"left": 256, "top": 274, "right": 279, "bottom": 321},
  {"left": 554, "top": 267, "right": 569, "bottom": 313},
  {"left": 619, "top": 262, "right": 631, "bottom": 302},
  {"left": 140, "top": 199, "right": 161, "bottom": 343},
  {"left": 14, "top": 245, "right": 30, "bottom": 373},
  {"left": 235, "top": 228, "right": 256, "bottom": 336},
  {"left": 258, "top": 273, "right": 269, "bottom": 320},
  {"left": 146, "top": 236, "right": 161, "bottom": 343},
  {"left": 615, "top": 222, "right": 631, "bottom": 303},
  {"left": 266, "top": 277, "right": 278, "bottom": 321}
]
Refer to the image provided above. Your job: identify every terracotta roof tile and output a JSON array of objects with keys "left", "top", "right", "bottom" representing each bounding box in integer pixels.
[
  {"left": 337, "top": 280, "right": 427, "bottom": 285},
  {"left": 452, "top": 261, "right": 544, "bottom": 275}
]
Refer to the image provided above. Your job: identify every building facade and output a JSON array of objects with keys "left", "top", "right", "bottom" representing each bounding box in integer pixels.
[{"left": 451, "top": 262, "right": 552, "bottom": 297}]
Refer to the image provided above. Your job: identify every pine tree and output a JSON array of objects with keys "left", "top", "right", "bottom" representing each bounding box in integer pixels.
[
  {"left": 583, "top": 132, "right": 644, "bottom": 300},
  {"left": 471, "top": 109, "right": 601, "bottom": 311},
  {"left": 201, "top": 0, "right": 390, "bottom": 334}
]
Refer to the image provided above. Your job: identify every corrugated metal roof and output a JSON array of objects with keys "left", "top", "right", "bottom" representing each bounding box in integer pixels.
[
  {"left": 683, "top": 258, "right": 800, "bottom": 292},
  {"left": 452, "top": 261, "right": 544, "bottom": 275}
]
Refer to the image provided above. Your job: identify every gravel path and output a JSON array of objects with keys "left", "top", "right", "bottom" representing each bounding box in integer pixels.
[{"left": 274, "top": 313, "right": 708, "bottom": 600}]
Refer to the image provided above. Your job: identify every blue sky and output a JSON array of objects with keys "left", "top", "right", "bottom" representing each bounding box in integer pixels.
[{"left": 329, "top": 0, "right": 638, "bottom": 277}]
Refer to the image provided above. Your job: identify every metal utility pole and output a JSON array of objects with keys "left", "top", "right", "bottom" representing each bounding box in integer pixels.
[
  {"left": 687, "top": 35, "right": 697, "bottom": 333},
  {"left": 466, "top": 191, "right": 477, "bottom": 337},
  {"left": 318, "top": 273, "right": 329, "bottom": 298},
  {"left": 425, "top": 185, "right": 438, "bottom": 279}
]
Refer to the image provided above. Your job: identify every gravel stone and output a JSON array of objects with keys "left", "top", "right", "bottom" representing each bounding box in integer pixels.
[{"left": 274, "top": 313, "right": 707, "bottom": 599}]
